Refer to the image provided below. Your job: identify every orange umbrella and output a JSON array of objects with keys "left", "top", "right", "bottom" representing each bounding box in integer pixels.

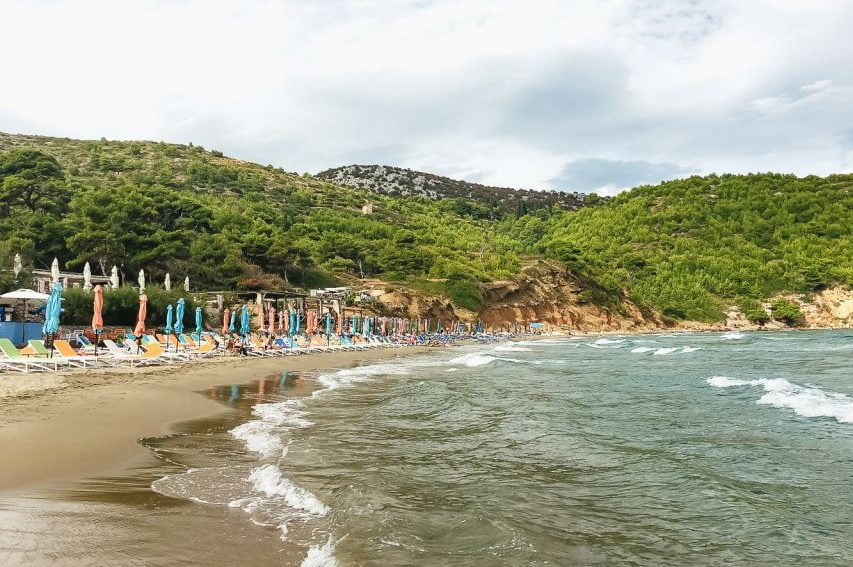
[
  {"left": 257, "top": 301, "right": 265, "bottom": 334},
  {"left": 134, "top": 293, "right": 148, "bottom": 337},
  {"left": 278, "top": 309, "right": 285, "bottom": 333},
  {"left": 268, "top": 305, "right": 275, "bottom": 335},
  {"left": 222, "top": 308, "right": 230, "bottom": 336},
  {"left": 336, "top": 312, "right": 343, "bottom": 335},
  {"left": 92, "top": 285, "right": 104, "bottom": 332}
]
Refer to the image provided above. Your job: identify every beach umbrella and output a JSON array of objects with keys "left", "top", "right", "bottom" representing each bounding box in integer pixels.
[
  {"left": 364, "top": 316, "right": 371, "bottom": 337},
  {"left": 175, "top": 298, "right": 186, "bottom": 335},
  {"left": 164, "top": 273, "right": 171, "bottom": 291},
  {"left": 195, "top": 306, "right": 203, "bottom": 339},
  {"left": 258, "top": 301, "right": 265, "bottom": 334},
  {"left": 289, "top": 310, "right": 296, "bottom": 336},
  {"left": 295, "top": 312, "right": 302, "bottom": 336},
  {"left": 381, "top": 317, "right": 387, "bottom": 336},
  {"left": 278, "top": 309, "right": 285, "bottom": 334},
  {"left": 83, "top": 262, "right": 92, "bottom": 291},
  {"left": 92, "top": 285, "right": 104, "bottom": 333},
  {"left": 228, "top": 308, "right": 236, "bottom": 334},
  {"left": 134, "top": 293, "right": 148, "bottom": 338},
  {"left": 51, "top": 257, "right": 60, "bottom": 283},
  {"left": 325, "top": 312, "right": 332, "bottom": 337},
  {"left": 42, "top": 281, "right": 63, "bottom": 336},
  {"left": 110, "top": 265, "right": 119, "bottom": 289},
  {"left": 240, "top": 304, "right": 250, "bottom": 336},
  {"left": 437, "top": 319, "right": 443, "bottom": 334},
  {"left": 13, "top": 253, "right": 21, "bottom": 276},
  {"left": 335, "top": 313, "right": 342, "bottom": 335},
  {"left": 138, "top": 269, "right": 146, "bottom": 291},
  {"left": 268, "top": 305, "right": 275, "bottom": 336},
  {"left": 164, "top": 304, "right": 174, "bottom": 351},
  {"left": 221, "top": 308, "right": 230, "bottom": 336},
  {"left": 184, "top": 276, "right": 190, "bottom": 292}
]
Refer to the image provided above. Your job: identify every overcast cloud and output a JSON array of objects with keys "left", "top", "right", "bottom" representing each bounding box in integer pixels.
[{"left": 1, "top": 0, "right": 851, "bottom": 194}]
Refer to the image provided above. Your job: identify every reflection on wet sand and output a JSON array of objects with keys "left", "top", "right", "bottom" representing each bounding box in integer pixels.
[{"left": 0, "top": 371, "right": 315, "bottom": 567}]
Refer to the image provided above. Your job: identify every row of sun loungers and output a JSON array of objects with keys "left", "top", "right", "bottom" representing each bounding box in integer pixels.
[{"left": 0, "top": 332, "right": 416, "bottom": 373}]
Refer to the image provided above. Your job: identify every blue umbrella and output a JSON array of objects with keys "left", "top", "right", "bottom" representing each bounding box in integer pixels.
[
  {"left": 240, "top": 304, "right": 250, "bottom": 336},
  {"left": 325, "top": 312, "right": 332, "bottom": 337},
  {"left": 437, "top": 319, "right": 443, "bottom": 334},
  {"left": 289, "top": 310, "right": 296, "bottom": 337},
  {"left": 295, "top": 312, "right": 302, "bottom": 336},
  {"left": 164, "top": 304, "right": 174, "bottom": 351},
  {"left": 364, "top": 316, "right": 371, "bottom": 337},
  {"left": 228, "top": 309, "right": 236, "bottom": 334},
  {"left": 195, "top": 306, "right": 203, "bottom": 339},
  {"left": 42, "top": 282, "right": 63, "bottom": 335},
  {"left": 175, "top": 298, "right": 186, "bottom": 335}
]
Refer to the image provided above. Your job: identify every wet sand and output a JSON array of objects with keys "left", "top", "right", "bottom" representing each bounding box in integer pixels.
[{"left": 0, "top": 348, "right": 430, "bottom": 493}]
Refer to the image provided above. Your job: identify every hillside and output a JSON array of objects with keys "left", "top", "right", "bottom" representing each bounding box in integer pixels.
[
  {"left": 1, "top": 131, "right": 851, "bottom": 328},
  {"left": 317, "top": 164, "right": 591, "bottom": 217}
]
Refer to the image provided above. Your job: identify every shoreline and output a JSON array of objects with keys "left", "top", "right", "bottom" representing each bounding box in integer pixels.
[{"left": 0, "top": 347, "right": 432, "bottom": 493}]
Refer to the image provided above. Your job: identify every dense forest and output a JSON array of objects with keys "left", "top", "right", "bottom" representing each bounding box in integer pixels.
[{"left": 0, "top": 133, "right": 850, "bottom": 322}]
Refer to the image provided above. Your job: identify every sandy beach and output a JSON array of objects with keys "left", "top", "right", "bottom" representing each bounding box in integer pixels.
[{"left": 0, "top": 347, "right": 431, "bottom": 493}]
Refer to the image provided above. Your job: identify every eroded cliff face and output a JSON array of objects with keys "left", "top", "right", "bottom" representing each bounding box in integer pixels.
[
  {"left": 373, "top": 262, "right": 665, "bottom": 332},
  {"left": 477, "top": 262, "right": 664, "bottom": 332}
]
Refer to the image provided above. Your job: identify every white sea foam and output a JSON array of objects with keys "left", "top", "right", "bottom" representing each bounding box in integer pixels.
[
  {"left": 448, "top": 352, "right": 521, "bottom": 366},
  {"left": 653, "top": 347, "right": 680, "bottom": 355},
  {"left": 230, "top": 398, "right": 308, "bottom": 457},
  {"left": 631, "top": 346, "right": 655, "bottom": 353},
  {"left": 315, "top": 362, "right": 410, "bottom": 393},
  {"left": 246, "top": 464, "right": 329, "bottom": 516},
  {"left": 680, "top": 346, "right": 701, "bottom": 353},
  {"left": 595, "top": 337, "right": 625, "bottom": 345},
  {"left": 301, "top": 538, "right": 339, "bottom": 567},
  {"left": 721, "top": 332, "right": 746, "bottom": 340},
  {"left": 494, "top": 343, "right": 532, "bottom": 352},
  {"left": 707, "top": 376, "right": 853, "bottom": 423}
]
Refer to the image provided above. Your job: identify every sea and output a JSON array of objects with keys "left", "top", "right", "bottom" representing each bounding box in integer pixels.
[{"left": 142, "top": 330, "right": 852, "bottom": 566}]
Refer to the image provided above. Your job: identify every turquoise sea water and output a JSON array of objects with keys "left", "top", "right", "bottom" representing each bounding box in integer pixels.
[{"left": 150, "top": 330, "right": 852, "bottom": 566}]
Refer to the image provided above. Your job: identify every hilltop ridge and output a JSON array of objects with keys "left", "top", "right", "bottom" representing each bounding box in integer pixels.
[{"left": 317, "top": 164, "right": 591, "bottom": 216}]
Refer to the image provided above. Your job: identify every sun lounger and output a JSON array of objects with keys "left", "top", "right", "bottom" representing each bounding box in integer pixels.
[
  {"left": 103, "top": 340, "right": 164, "bottom": 367},
  {"left": 0, "top": 338, "right": 55, "bottom": 372},
  {"left": 53, "top": 340, "right": 101, "bottom": 368}
]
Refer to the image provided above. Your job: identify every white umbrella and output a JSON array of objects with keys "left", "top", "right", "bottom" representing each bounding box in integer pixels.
[
  {"left": 184, "top": 276, "right": 190, "bottom": 292},
  {"left": 83, "top": 262, "right": 92, "bottom": 291},
  {"left": 13, "top": 254, "right": 22, "bottom": 276},
  {"left": 164, "top": 273, "right": 171, "bottom": 291},
  {"left": 138, "top": 269, "right": 146, "bottom": 291},
  {"left": 110, "top": 265, "right": 120, "bottom": 289},
  {"left": 51, "top": 258, "right": 60, "bottom": 283},
  {"left": 0, "top": 289, "right": 50, "bottom": 303}
]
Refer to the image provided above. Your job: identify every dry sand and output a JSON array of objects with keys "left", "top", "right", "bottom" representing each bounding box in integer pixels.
[{"left": 0, "top": 348, "right": 431, "bottom": 493}]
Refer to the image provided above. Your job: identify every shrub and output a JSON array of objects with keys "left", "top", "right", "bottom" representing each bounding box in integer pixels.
[{"left": 770, "top": 298, "right": 805, "bottom": 326}]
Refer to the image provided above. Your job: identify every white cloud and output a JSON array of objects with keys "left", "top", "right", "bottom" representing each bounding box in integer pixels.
[{"left": 0, "top": 0, "right": 851, "bottom": 193}]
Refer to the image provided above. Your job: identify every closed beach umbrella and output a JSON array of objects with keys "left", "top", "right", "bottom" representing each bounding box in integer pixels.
[
  {"left": 240, "top": 304, "right": 250, "bottom": 336},
  {"left": 268, "top": 305, "right": 275, "bottom": 336},
  {"left": 222, "top": 308, "right": 230, "bottom": 336},
  {"left": 228, "top": 308, "right": 236, "bottom": 333},
  {"left": 257, "top": 302, "right": 265, "bottom": 334},
  {"left": 278, "top": 309, "right": 285, "bottom": 334},
  {"left": 335, "top": 313, "right": 342, "bottom": 335},
  {"left": 165, "top": 304, "right": 174, "bottom": 334},
  {"left": 289, "top": 310, "right": 296, "bottom": 336},
  {"left": 437, "top": 319, "right": 443, "bottom": 334},
  {"left": 134, "top": 294, "right": 148, "bottom": 337},
  {"left": 42, "top": 282, "right": 63, "bottom": 335},
  {"left": 91, "top": 285, "right": 104, "bottom": 333},
  {"left": 195, "top": 306, "right": 203, "bottom": 339},
  {"left": 295, "top": 312, "right": 302, "bottom": 336},
  {"left": 325, "top": 312, "right": 332, "bottom": 337},
  {"left": 175, "top": 298, "right": 186, "bottom": 335},
  {"left": 364, "top": 316, "right": 371, "bottom": 337}
]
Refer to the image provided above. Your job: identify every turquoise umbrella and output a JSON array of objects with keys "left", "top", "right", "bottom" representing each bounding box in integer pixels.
[
  {"left": 175, "top": 298, "right": 186, "bottom": 335},
  {"left": 195, "top": 306, "right": 203, "bottom": 340},
  {"left": 228, "top": 310, "right": 236, "bottom": 334},
  {"left": 295, "top": 312, "right": 302, "bottom": 336},
  {"left": 42, "top": 282, "right": 63, "bottom": 336},
  {"left": 289, "top": 310, "right": 296, "bottom": 337},
  {"left": 364, "top": 316, "right": 371, "bottom": 337},
  {"left": 437, "top": 319, "right": 443, "bottom": 334},
  {"left": 240, "top": 304, "right": 250, "bottom": 336},
  {"left": 164, "top": 304, "right": 174, "bottom": 351},
  {"left": 325, "top": 312, "right": 332, "bottom": 337}
]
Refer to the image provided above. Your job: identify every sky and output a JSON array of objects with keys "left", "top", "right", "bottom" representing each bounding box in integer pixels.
[{"left": 1, "top": 0, "right": 852, "bottom": 195}]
